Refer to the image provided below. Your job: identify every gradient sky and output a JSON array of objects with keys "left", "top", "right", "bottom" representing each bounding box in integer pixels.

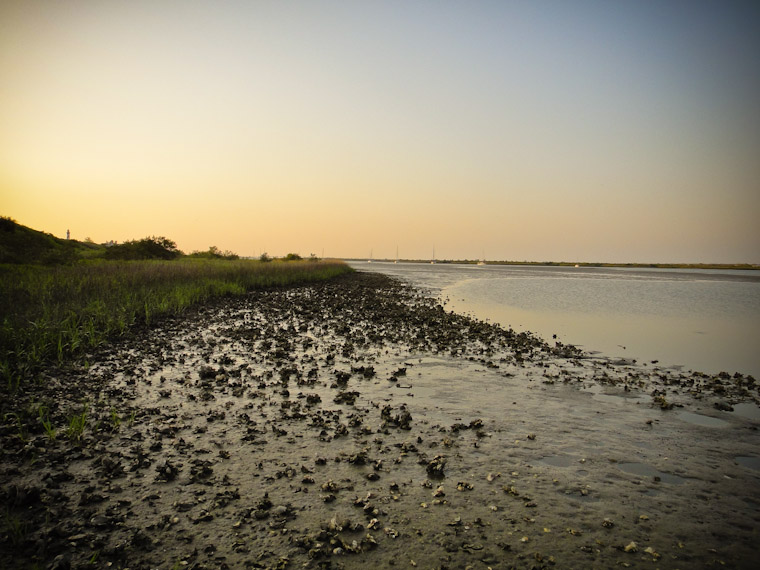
[{"left": 2, "top": 1, "right": 759, "bottom": 262}]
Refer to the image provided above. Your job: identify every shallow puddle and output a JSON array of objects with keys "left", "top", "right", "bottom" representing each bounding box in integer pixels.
[
  {"left": 734, "top": 456, "right": 760, "bottom": 471},
  {"left": 584, "top": 384, "right": 649, "bottom": 405},
  {"left": 677, "top": 410, "right": 729, "bottom": 428},
  {"left": 539, "top": 455, "right": 579, "bottom": 467},
  {"left": 616, "top": 462, "right": 687, "bottom": 484},
  {"left": 732, "top": 402, "right": 760, "bottom": 421}
]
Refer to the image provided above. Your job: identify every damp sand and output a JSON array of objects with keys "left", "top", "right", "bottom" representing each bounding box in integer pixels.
[{"left": 2, "top": 271, "right": 759, "bottom": 569}]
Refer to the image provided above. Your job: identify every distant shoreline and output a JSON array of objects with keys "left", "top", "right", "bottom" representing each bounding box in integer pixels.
[{"left": 346, "top": 259, "right": 760, "bottom": 271}]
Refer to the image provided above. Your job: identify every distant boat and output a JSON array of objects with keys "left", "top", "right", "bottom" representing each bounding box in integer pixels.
[
  {"left": 477, "top": 260, "right": 486, "bottom": 266},
  {"left": 394, "top": 246, "right": 398, "bottom": 264},
  {"left": 430, "top": 247, "right": 436, "bottom": 264},
  {"left": 368, "top": 249, "right": 373, "bottom": 263}
]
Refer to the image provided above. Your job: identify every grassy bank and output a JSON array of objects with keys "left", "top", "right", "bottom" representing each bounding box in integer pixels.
[{"left": 0, "top": 258, "right": 351, "bottom": 390}]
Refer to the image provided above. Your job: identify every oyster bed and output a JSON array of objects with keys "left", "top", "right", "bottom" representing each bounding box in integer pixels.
[{"left": 2, "top": 271, "right": 759, "bottom": 569}]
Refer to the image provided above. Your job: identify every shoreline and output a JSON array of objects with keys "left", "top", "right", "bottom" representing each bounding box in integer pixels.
[
  {"left": 347, "top": 260, "right": 760, "bottom": 271},
  {"left": 1, "top": 271, "right": 758, "bottom": 569}
]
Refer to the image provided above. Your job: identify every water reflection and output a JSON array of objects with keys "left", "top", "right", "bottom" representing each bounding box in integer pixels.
[
  {"left": 616, "top": 462, "right": 686, "bottom": 484},
  {"left": 539, "top": 455, "right": 579, "bottom": 467},
  {"left": 677, "top": 411, "right": 729, "bottom": 428},
  {"left": 349, "top": 262, "right": 760, "bottom": 378},
  {"left": 732, "top": 402, "right": 760, "bottom": 421},
  {"left": 735, "top": 456, "right": 760, "bottom": 471}
]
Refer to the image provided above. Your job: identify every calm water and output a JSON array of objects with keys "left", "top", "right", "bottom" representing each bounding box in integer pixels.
[{"left": 348, "top": 261, "right": 760, "bottom": 378}]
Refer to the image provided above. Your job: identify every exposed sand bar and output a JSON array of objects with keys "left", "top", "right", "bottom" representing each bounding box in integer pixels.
[{"left": 1, "top": 272, "right": 758, "bottom": 569}]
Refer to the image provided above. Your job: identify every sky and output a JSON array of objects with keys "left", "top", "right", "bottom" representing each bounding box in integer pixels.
[{"left": 1, "top": 0, "right": 759, "bottom": 263}]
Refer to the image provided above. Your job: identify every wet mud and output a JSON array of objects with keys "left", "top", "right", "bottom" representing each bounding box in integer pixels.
[{"left": 2, "top": 271, "right": 759, "bottom": 569}]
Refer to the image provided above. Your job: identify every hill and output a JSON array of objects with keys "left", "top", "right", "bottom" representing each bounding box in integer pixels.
[{"left": 0, "top": 217, "right": 103, "bottom": 264}]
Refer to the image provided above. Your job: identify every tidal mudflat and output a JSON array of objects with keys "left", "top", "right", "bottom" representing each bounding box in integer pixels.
[{"left": 2, "top": 272, "right": 758, "bottom": 569}]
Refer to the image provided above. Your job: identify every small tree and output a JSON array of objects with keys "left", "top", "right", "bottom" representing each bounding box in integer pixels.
[
  {"left": 188, "top": 245, "right": 238, "bottom": 260},
  {"left": 260, "top": 252, "right": 272, "bottom": 262},
  {"left": 152, "top": 236, "right": 180, "bottom": 254},
  {"left": 0, "top": 216, "right": 17, "bottom": 232},
  {"left": 105, "top": 236, "right": 181, "bottom": 260},
  {"left": 283, "top": 253, "right": 302, "bottom": 261}
]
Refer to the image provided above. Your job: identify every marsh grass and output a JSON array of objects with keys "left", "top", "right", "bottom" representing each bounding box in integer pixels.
[
  {"left": 66, "top": 404, "right": 88, "bottom": 441},
  {"left": 109, "top": 408, "right": 121, "bottom": 430},
  {"left": 2, "top": 510, "right": 28, "bottom": 547},
  {"left": 1, "top": 258, "right": 351, "bottom": 390},
  {"left": 4, "top": 412, "right": 26, "bottom": 442},
  {"left": 38, "top": 405, "right": 56, "bottom": 441}
]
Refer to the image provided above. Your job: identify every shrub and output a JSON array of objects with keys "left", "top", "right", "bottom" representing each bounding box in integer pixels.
[
  {"left": 0, "top": 216, "right": 17, "bottom": 232},
  {"left": 105, "top": 237, "right": 181, "bottom": 260},
  {"left": 188, "top": 246, "right": 239, "bottom": 260}
]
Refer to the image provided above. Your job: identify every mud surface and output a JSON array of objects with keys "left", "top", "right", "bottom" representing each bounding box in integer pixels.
[{"left": 2, "top": 271, "right": 759, "bottom": 569}]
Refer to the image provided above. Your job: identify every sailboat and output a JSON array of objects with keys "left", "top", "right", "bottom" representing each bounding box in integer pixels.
[
  {"left": 477, "top": 249, "right": 486, "bottom": 265},
  {"left": 394, "top": 246, "right": 398, "bottom": 264},
  {"left": 430, "top": 247, "right": 436, "bottom": 264},
  {"left": 368, "top": 249, "right": 373, "bottom": 263}
]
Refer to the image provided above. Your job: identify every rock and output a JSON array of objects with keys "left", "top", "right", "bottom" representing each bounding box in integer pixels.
[
  {"left": 272, "top": 505, "right": 290, "bottom": 518},
  {"left": 381, "top": 405, "right": 413, "bottom": 430},
  {"left": 48, "top": 554, "right": 71, "bottom": 570},
  {"left": 154, "top": 459, "right": 180, "bottom": 482},
  {"left": 198, "top": 365, "right": 217, "bottom": 380},
  {"left": 426, "top": 455, "right": 446, "bottom": 479},
  {"left": 334, "top": 391, "right": 360, "bottom": 405}
]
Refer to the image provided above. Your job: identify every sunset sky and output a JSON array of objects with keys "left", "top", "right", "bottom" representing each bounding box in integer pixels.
[{"left": 1, "top": 1, "right": 758, "bottom": 262}]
